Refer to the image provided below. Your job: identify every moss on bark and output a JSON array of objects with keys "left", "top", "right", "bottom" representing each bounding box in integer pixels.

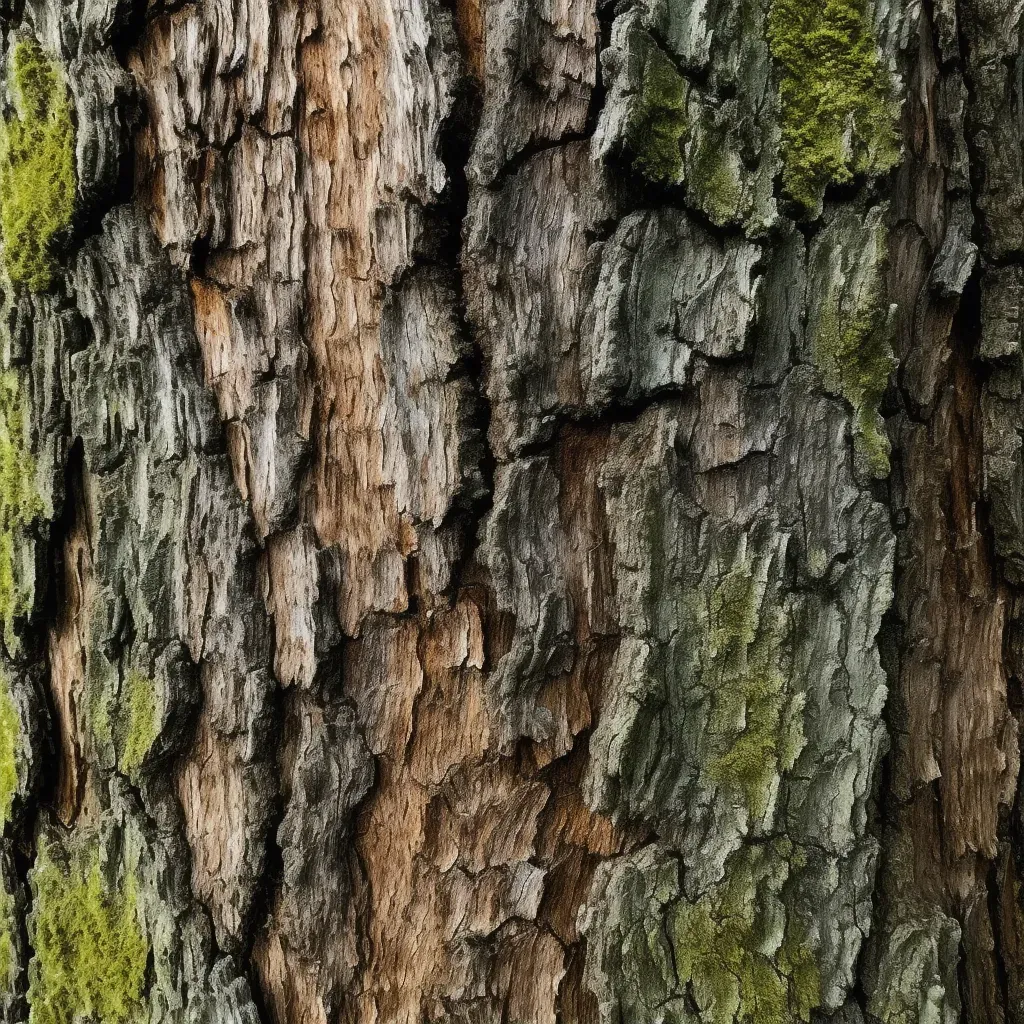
[
  {"left": 116, "top": 671, "right": 158, "bottom": 779},
  {"left": 0, "top": 371, "right": 43, "bottom": 648},
  {"left": 0, "top": 39, "right": 75, "bottom": 292},
  {"left": 702, "top": 545, "right": 805, "bottom": 823},
  {"left": 0, "top": 672, "right": 18, "bottom": 828},
  {"left": 28, "top": 841, "right": 148, "bottom": 1024},
  {"left": 767, "top": 0, "right": 898, "bottom": 212},
  {"left": 672, "top": 844, "right": 821, "bottom": 1024},
  {"left": 624, "top": 43, "right": 689, "bottom": 184}
]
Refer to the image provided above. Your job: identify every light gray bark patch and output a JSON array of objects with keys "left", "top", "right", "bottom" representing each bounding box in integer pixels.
[
  {"left": 465, "top": 143, "right": 615, "bottom": 459},
  {"left": 482, "top": 456, "right": 575, "bottom": 748},
  {"left": 468, "top": 0, "right": 597, "bottom": 185},
  {"left": 584, "top": 209, "right": 761, "bottom": 407},
  {"left": 467, "top": 157, "right": 762, "bottom": 458}
]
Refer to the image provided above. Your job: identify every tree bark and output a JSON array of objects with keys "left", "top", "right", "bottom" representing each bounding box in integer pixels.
[{"left": 0, "top": 0, "right": 1017, "bottom": 1020}]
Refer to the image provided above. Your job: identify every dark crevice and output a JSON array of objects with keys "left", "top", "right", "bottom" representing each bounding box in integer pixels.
[
  {"left": 986, "top": 851, "right": 1013, "bottom": 1024},
  {"left": 67, "top": 80, "right": 139, "bottom": 255},
  {"left": 585, "top": 0, "right": 613, "bottom": 140},
  {"left": 34, "top": 437, "right": 86, "bottom": 824},
  {"left": 477, "top": 128, "right": 596, "bottom": 193},
  {"left": 497, "top": 385, "right": 690, "bottom": 467},
  {"left": 433, "top": 48, "right": 495, "bottom": 591},
  {"left": 238, "top": 687, "right": 288, "bottom": 976}
]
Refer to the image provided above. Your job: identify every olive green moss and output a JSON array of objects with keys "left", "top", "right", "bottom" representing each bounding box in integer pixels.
[
  {"left": 688, "top": 131, "right": 743, "bottom": 225},
  {"left": 0, "top": 671, "right": 18, "bottom": 828},
  {"left": 116, "top": 671, "right": 157, "bottom": 779},
  {"left": 815, "top": 280, "right": 895, "bottom": 478},
  {"left": 767, "top": 0, "right": 898, "bottom": 212},
  {"left": 0, "top": 39, "right": 76, "bottom": 292},
  {"left": 703, "top": 553, "right": 804, "bottom": 822},
  {"left": 625, "top": 42, "right": 689, "bottom": 184},
  {"left": 28, "top": 841, "right": 148, "bottom": 1024},
  {"left": 0, "top": 371, "right": 43, "bottom": 649},
  {"left": 779, "top": 926, "right": 822, "bottom": 1022},
  {"left": 672, "top": 844, "right": 821, "bottom": 1024},
  {"left": 87, "top": 664, "right": 160, "bottom": 780}
]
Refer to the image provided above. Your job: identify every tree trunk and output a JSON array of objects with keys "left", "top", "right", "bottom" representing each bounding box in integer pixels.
[{"left": 0, "top": 0, "right": 1016, "bottom": 1019}]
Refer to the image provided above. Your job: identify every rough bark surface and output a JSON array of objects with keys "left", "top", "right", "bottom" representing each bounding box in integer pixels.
[{"left": 0, "top": 0, "right": 1018, "bottom": 1020}]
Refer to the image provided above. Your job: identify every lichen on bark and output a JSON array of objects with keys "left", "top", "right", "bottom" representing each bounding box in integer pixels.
[
  {"left": 0, "top": 876, "right": 13, "bottom": 993},
  {"left": 0, "top": 39, "right": 75, "bottom": 292},
  {"left": 581, "top": 842, "right": 823, "bottom": 1024},
  {"left": 27, "top": 839, "right": 148, "bottom": 1024},
  {"left": 622, "top": 39, "right": 689, "bottom": 183},
  {"left": 115, "top": 671, "right": 158, "bottom": 779},
  {"left": 673, "top": 843, "right": 821, "bottom": 1024},
  {"left": 767, "top": 0, "right": 899, "bottom": 213},
  {"left": 0, "top": 370, "right": 44, "bottom": 648},
  {"left": 0, "top": 672, "right": 18, "bottom": 828},
  {"left": 703, "top": 544, "right": 805, "bottom": 823},
  {"left": 808, "top": 206, "right": 896, "bottom": 478}
]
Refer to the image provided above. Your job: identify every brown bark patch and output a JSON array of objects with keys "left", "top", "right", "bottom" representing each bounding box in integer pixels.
[{"left": 46, "top": 460, "right": 94, "bottom": 825}]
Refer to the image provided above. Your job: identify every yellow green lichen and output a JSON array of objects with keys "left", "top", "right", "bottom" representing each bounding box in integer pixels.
[
  {"left": 86, "top": 663, "right": 160, "bottom": 780},
  {"left": 767, "top": 0, "right": 898, "bottom": 212},
  {"left": 0, "top": 670, "right": 18, "bottom": 827},
  {"left": 672, "top": 844, "right": 821, "bottom": 1024},
  {"left": 0, "top": 371, "right": 44, "bottom": 649},
  {"left": 85, "top": 659, "right": 115, "bottom": 755},
  {"left": 702, "top": 548, "right": 805, "bottom": 822},
  {"left": 625, "top": 42, "right": 689, "bottom": 184},
  {"left": 116, "top": 671, "right": 157, "bottom": 779},
  {"left": 28, "top": 840, "right": 148, "bottom": 1024},
  {"left": 0, "top": 39, "right": 76, "bottom": 292},
  {"left": 0, "top": 876, "right": 14, "bottom": 989}
]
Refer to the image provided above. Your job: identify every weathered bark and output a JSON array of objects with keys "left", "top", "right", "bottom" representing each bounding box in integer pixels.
[{"left": 0, "top": 0, "right": 1017, "bottom": 1019}]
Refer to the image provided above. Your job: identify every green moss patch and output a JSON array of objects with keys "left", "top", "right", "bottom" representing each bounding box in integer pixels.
[
  {"left": 816, "top": 285, "right": 894, "bottom": 476},
  {"left": 0, "top": 671, "right": 18, "bottom": 828},
  {"left": 89, "top": 665, "right": 159, "bottom": 777},
  {"left": 0, "top": 876, "right": 14, "bottom": 990},
  {"left": 688, "top": 131, "right": 743, "bottom": 225},
  {"left": 116, "top": 671, "right": 157, "bottom": 779},
  {"left": 28, "top": 841, "right": 148, "bottom": 1024},
  {"left": 701, "top": 547, "right": 805, "bottom": 823},
  {"left": 624, "top": 41, "right": 689, "bottom": 184},
  {"left": 672, "top": 844, "right": 821, "bottom": 1024},
  {"left": 767, "top": 0, "right": 898, "bottom": 212},
  {"left": 0, "top": 39, "right": 76, "bottom": 292},
  {"left": 811, "top": 216, "right": 896, "bottom": 478},
  {"left": 0, "top": 371, "right": 43, "bottom": 648}
]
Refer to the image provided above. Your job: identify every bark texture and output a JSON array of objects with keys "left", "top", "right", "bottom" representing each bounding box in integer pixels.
[{"left": 0, "top": 0, "right": 1018, "bottom": 1020}]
